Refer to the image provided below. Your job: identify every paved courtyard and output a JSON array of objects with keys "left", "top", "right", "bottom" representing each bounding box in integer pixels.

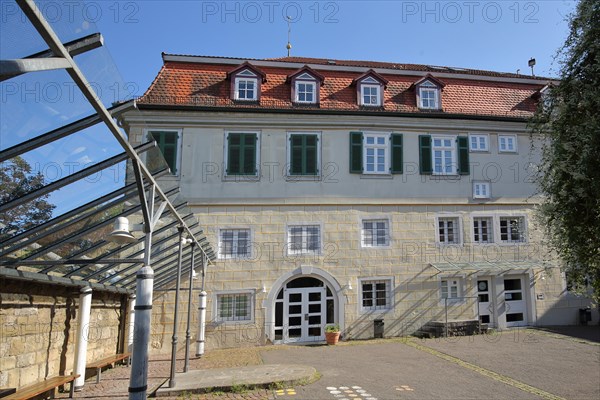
[{"left": 57, "top": 327, "right": 599, "bottom": 399}]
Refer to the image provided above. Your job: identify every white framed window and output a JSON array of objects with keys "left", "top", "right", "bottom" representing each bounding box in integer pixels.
[
  {"left": 216, "top": 291, "right": 254, "bottom": 322},
  {"left": 418, "top": 80, "right": 440, "bottom": 109},
  {"left": 295, "top": 81, "right": 316, "bottom": 104},
  {"left": 440, "top": 278, "right": 463, "bottom": 300},
  {"left": 359, "top": 278, "right": 393, "bottom": 312},
  {"left": 473, "top": 181, "right": 491, "bottom": 199},
  {"left": 436, "top": 216, "right": 461, "bottom": 244},
  {"left": 361, "top": 84, "right": 381, "bottom": 106},
  {"left": 219, "top": 228, "right": 251, "bottom": 259},
  {"left": 234, "top": 70, "right": 258, "bottom": 101},
  {"left": 431, "top": 135, "right": 457, "bottom": 175},
  {"left": 469, "top": 134, "right": 489, "bottom": 152},
  {"left": 361, "top": 219, "right": 390, "bottom": 247},
  {"left": 146, "top": 129, "right": 182, "bottom": 176},
  {"left": 473, "top": 217, "right": 493, "bottom": 244},
  {"left": 499, "top": 216, "right": 526, "bottom": 243},
  {"left": 363, "top": 133, "right": 389, "bottom": 174},
  {"left": 287, "top": 224, "right": 321, "bottom": 255},
  {"left": 498, "top": 134, "right": 518, "bottom": 153}
]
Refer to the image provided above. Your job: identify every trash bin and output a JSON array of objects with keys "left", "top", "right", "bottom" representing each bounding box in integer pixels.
[
  {"left": 579, "top": 308, "right": 592, "bottom": 325},
  {"left": 374, "top": 319, "right": 384, "bottom": 338}
]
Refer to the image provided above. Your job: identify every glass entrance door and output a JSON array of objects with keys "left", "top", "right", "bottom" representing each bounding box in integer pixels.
[
  {"left": 284, "top": 287, "right": 326, "bottom": 343},
  {"left": 503, "top": 276, "right": 527, "bottom": 327},
  {"left": 477, "top": 278, "right": 494, "bottom": 326}
]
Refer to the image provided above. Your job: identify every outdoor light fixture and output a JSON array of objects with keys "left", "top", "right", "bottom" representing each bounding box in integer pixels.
[
  {"left": 346, "top": 280, "right": 353, "bottom": 291},
  {"left": 192, "top": 269, "right": 198, "bottom": 280},
  {"left": 108, "top": 217, "right": 143, "bottom": 244},
  {"left": 528, "top": 58, "right": 536, "bottom": 76}
]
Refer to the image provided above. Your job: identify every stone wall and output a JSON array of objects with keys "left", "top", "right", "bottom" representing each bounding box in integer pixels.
[
  {"left": 185, "top": 203, "right": 585, "bottom": 348},
  {"left": 0, "top": 279, "right": 127, "bottom": 390}
]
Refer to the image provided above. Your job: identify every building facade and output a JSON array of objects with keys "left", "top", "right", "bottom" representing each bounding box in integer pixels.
[{"left": 122, "top": 55, "right": 595, "bottom": 349}]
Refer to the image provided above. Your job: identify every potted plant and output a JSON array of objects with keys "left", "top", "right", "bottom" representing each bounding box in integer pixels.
[{"left": 325, "top": 324, "right": 341, "bottom": 345}]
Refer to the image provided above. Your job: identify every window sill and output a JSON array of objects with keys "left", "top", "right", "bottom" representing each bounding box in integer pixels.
[
  {"left": 439, "top": 299, "right": 466, "bottom": 305},
  {"left": 287, "top": 251, "right": 322, "bottom": 257},
  {"left": 232, "top": 99, "right": 259, "bottom": 104},
  {"left": 497, "top": 241, "right": 528, "bottom": 246},
  {"left": 436, "top": 242, "right": 464, "bottom": 247},
  {"left": 212, "top": 320, "right": 255, "bottom": 326},
  {"left": 285, "top": 175, "right": 322, "bottom": 182},
  {"left": 359, "top": 174, "right": 393, "bottom": 179},
  {"left": 292, "top": 102, "right": 320, "bottom": 107},
  {"left": 361, "top": 245, "right": 392, "bottom": 250},
  {"left": 222, "top": 174, "right": 260, "bottom": 182},
  {"left": 360, "top": 308, "right": 391, "bottom": 314}
]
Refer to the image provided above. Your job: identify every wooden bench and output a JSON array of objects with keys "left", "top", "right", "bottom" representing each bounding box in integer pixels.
[
  {"left": 86, "top": 353, "right": 130, "bottom": 384},
  {"left": 3, "top": 374, "right": 79, "bottom": 400}
]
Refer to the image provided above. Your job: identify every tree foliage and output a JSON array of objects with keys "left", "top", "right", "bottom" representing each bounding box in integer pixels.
[
  {"left": 529, "top": 0, "right": 600, "bottom": 302},
  {"left": 0, "top": 156, "right": 55, "bottom": 241}
]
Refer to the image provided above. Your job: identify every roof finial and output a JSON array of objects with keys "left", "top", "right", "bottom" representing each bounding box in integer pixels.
[{"left": 286, "top": 16, "right": 292, "bottom": 57}]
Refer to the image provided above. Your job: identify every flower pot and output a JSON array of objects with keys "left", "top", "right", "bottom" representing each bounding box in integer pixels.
[{"left": 325, "top": 331, "right": 340, "bottom": 345}]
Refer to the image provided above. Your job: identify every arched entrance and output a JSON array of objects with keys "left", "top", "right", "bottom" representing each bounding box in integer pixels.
[{"left": 265, "top": 267, "right": 344, "bottom": 344}]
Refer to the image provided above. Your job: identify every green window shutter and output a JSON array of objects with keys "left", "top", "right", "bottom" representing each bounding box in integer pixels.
[
  {"left": 457, "top": 136, "right": 469, "bottom": 175},
  {"left": 227, "top": 133, "right": 257, "bottom": 175},
  {"left": 242, "top": 133, "right": 257, "bottom": 174},
  {"left": 349, "top": 131, "right": 363, "bottom": 173},
  {"left": 390, "top": 133, "right": 403, "bottom": 174},
  {"left": 150, "top": 131, "right": 178, "bottom": 174},
  {"left": 226, "top": 133, "right": 237, "bottom": 174},
  {"left": 290, "top": 134, "right": 318, "bottom": 175},
  {"left": 419, "top": 135, "right": 432, "bottom": 175}
]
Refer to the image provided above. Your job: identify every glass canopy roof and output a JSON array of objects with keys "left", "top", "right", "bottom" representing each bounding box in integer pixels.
[{"left": 0, "top": 0, "right": 216, "bottom": 295}]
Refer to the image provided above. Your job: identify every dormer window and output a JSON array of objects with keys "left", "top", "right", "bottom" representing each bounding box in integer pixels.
[
  {"left": 415, "top": 75, "right": 445, "bottom": 110},
  {"left": 235, "top": 70, "right": 257, "bottom": 101},
  {"left": 353, "top": 70, "right": 388, "bottom": 108},
  {"left": 288, "top": 66, "right": 324, "bottom": 105},
  {"left": 361, "top": 77, "right": 381, "bottom": 106},
  {"left": 295, "top": 73, "right": 316, "bottom": 103},
  {"left": 227, "top": 62, "right": 266, "bottom": 102}
]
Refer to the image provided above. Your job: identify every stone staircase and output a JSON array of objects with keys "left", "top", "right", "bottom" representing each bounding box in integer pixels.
[{"left": 414, "top": 319, "right": 485, "bottom": 338}]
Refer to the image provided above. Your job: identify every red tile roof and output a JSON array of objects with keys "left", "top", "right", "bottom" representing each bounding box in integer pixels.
[{"left": 138, "top": 55, "right": 550, "bottom": 119}]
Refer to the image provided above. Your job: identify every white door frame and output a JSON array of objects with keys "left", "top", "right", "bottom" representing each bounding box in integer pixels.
[
  {"left": 476, "top": 276, "right": 496, "bottom": 327},
  {"left": 491, "top": 272, "right": 533, "bottom": 329},
  {"left": 283, "top": 286, "right": 326, "bottom": 343},
  {"left": 264, "top": 266, "right": 345, "bottom": 344}
]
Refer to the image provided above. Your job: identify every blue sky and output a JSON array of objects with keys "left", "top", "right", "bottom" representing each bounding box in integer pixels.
[
  {"left": 0, "top": 0, "right": 577, "bottom": 216},
  {"left": 94, "top": 0, "right": 576, "bottom": 97}
]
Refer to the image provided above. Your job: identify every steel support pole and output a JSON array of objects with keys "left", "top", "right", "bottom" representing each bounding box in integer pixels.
[
  {"left": 183, "top": 242, "right": 196, "bottom": 372},
  {"left": 73, "top": 286, "right": 92, "bottom": 391},
  {"left": 129, "top": 236, "right": 154, "bottom": 400},
  {"left": 168, "top": 227, "right": 185, "bottom": 388},
  {"left": 196, "top": 253, "right": 207, "bottom": 357}
]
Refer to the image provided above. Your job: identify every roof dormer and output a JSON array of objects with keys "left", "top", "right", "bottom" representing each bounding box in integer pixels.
[
  {"left": 352, "top": 70, "right": 388, "bottom": 107},
  {"left": 414, "top": 74, "right": 445, "bottom": 110},
  {"left": 227, "top": 62, "right": 267, "bottom": 102},
  {"left": 286, "top": 66, "right": 325, "bottom": 105}
]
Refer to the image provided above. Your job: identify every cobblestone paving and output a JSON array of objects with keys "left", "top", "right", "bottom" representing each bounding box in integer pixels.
[{"left": 55, "top": 347, "right": 273, "bottom": 400}]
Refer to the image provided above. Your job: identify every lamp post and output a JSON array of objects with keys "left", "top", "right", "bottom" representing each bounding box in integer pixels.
[
  {"left": 184, "top": 242, "right": 196, "bottom": 372},
  {"left": 169, "top": 227, "right": 190, "bottom": 388}
]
